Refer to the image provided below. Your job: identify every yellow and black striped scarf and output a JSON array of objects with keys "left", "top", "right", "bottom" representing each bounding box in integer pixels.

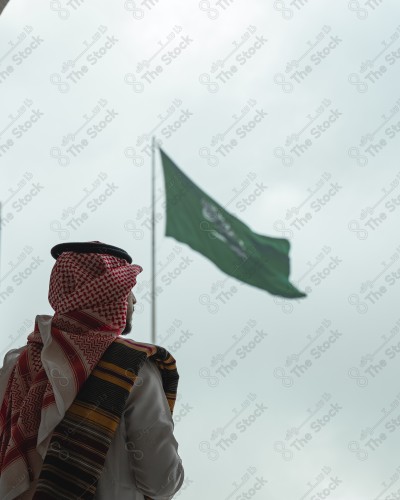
[{"left": 32, "top": 338, "right": 178, "bottom": 500}]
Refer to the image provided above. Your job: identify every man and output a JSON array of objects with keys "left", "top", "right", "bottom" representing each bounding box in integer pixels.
[{"left": 0, "top": 241, "right": 184, "bottom": 499}]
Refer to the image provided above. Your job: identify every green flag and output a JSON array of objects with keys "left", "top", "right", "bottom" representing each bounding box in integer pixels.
[{"left": 159, "top": 147, "right": 306, "bottom": 299}]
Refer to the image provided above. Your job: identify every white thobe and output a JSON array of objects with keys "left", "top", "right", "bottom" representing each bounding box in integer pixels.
[{"left": 12, "top": 358, "right": 184, "bottom": 500}]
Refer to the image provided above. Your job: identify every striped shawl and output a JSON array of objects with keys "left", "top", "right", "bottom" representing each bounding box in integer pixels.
[{"left": 33, "top": 337, "right": 178, "bottom": 500}]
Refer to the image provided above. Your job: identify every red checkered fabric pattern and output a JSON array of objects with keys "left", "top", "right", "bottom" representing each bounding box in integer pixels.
[
  {"left": 49, "top": 251, "right": 142, "bottom": 333},
  {"left": 0, "top": 251, "right": 142, "bottom": 498}
]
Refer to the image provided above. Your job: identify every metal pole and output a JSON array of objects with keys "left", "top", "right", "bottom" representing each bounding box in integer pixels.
[{"left": 151, "top": 137, "right": 156, "bottom": 344}]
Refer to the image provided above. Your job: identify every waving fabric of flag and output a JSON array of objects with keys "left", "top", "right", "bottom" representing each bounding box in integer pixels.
[{"left": 159, "top": 147, "right": 307, "bottom": 299}]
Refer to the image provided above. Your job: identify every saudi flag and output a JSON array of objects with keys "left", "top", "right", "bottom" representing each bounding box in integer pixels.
[{"left": 159, "top": 147, "right": 306, "bottom": 299}]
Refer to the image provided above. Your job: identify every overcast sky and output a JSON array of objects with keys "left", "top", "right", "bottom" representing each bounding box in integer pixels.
[{"left": 1, "top": 1, "right": 400, "bottom": 498}]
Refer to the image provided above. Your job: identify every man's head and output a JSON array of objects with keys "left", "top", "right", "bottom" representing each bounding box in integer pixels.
[
  {"left": 49, "top": 241, "right": 142, "bottom": 336},
  {"left": 121, "top": 291, "right": 137, "bottom": 335}
]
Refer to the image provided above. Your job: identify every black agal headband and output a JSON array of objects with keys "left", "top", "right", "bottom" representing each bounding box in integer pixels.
[{"left": 50, "top": 241, "right": 133, "bottom": 264}]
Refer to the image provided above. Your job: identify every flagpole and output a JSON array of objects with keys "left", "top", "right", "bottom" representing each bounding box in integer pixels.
[{"left": 151, "top": 136, "right": 156, "bottom": 344}]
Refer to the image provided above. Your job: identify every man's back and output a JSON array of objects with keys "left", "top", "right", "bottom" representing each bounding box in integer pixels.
[
  {"left": 1, "top": 243, "right": 184, "bottom": 500},
  {"left": 15, "top": 358, "right": 184, "bottom": 500}
]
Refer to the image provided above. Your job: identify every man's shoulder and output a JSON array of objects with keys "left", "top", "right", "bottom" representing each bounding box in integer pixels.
[
  {"left": 114, "top": 337, "right": 156, "bottom": 353},
  {"left": 111, "top": 338, "right": 164, "bottom": 377},
  {"left": 0, "top": 345, "right": 27, "bottom": 373}
]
